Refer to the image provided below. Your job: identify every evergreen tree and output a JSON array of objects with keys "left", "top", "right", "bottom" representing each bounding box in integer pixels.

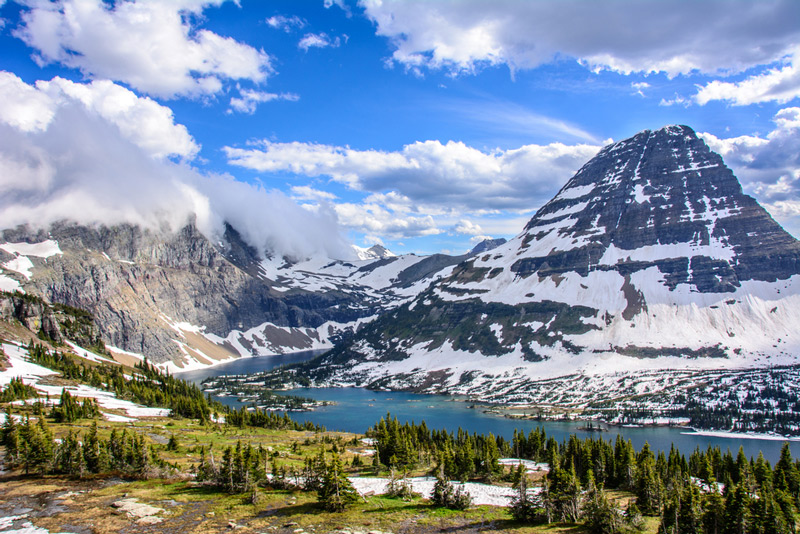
[
  {"left": 509, "top": 469, "right": 542, "bottom": 523},
  {"left": 430, "top": 468, "right": 471, "bottom": 510},
  {"left": 635, "top": 450, "right": 663, "bottom": 515},
  {"left": 1, "top": 407, "right": 20, "bottom": 466},
  {"left": 702, "top": 487, "right": 725, "bottom": 534},
  {"left": 56, "top": 430, "right": 85, "bottom": 476},
  {"left": 545, "top": 461, "right": 582, "bottom": 522},
  {"left": 318, "top": 453, "right": 358, "bottom": 512},
  {"left": 584, "top": 485, "right": 624, "bottom": 534},
  {"left": 723, "top": 481, "right": 751, "bottom": 534}
]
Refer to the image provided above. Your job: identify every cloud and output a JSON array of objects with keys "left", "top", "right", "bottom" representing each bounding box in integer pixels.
[
  {"left": 694, "top": 49, "right": 800, "bottom": 105},
  {"left": 359, "top": 0, "right": 800, "bottom": 78},
  {"left": 224, "top": 138, "right": 601, "bottom": 212},
  {"left": 334, "top": 202, "right": 441, "bottom": 239},
  {"left": 659, "top": 94, "right": 691, "bottom": 107},
  {"left": 631, "top": 82, "right": 650, "bottom": 97},
  {"left": 0, "top": 72, "right": 198, "bottom": 159},
  {"left": 290, "top": 185, "right": 338, "bottom": 202},
  {"left": 15, "top": 0, "right": 272, "bottom": 98},
  {"left": 228, "top": 89, "right": 299, "bottom": 114},
  {"left": 699, "top": 107, "right": 800, "bottom": 235},
  {"left": 298, "top": 32, "right": 341, "bottom": 51},
  {"left": 453, "top": 219, "right": 483, "bottom": 235},
  {"left": 0, "top": 71, "right": 55, "bottom": 132},
  {"left": 438, "top": 98, "right": 600, "bottom": 143},
  {"left": 0, "top": 73, "right": 352, "bottom": 261},
  {"left": 324, "top": 0, "right": 351, "bottom": 16},
  {"left": 266, "top": 14, "right": 306, "bottom": 32}
]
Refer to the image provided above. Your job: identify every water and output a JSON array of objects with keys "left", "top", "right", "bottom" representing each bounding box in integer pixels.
[
  {"left": 177, "top": 351, "right": 800, "bottom": 463},
  {"left": 175, "top": 350, "right": 326, "bottom": 383}
]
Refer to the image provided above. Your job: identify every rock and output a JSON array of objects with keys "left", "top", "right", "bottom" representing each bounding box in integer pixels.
[
  {"left": 2, "top": 220, "right": 444, "bottom": 365},
  {"left": 111, "top": 498, "right": 164, "bottom": 520}
]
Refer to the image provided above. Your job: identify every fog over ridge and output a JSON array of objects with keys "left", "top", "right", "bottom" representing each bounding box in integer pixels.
[{"left": 0, "top": 72, "right": 354, "bottom": 262}]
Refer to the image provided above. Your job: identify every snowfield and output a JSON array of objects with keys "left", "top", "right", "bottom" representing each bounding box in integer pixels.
[
  {"left": 1, "top": 341, "right": 170, "bottom": 420},
  {"left": 349, "top": 475, "right": 537, "bottom": 507}
]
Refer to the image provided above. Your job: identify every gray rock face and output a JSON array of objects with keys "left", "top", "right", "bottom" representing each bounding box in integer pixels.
[
  {"left": 1, "top": 221, "right": 385, "bottom": 363},
  {"left": 513, "top": 125, "right": 800, "bottom": 289},
  {"left": 0, "top": 294, "right": 63, "bottom": 343}
]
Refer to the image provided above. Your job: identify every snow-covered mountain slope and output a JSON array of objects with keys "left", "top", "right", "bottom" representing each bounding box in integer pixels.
[
  {"left": 0, "top": 222, "right": 462, "bottom": 368},
  {"left": 352, "top": 244, "right": 397, "bottom": 260},
  {"left": 288, "top": 125, "right": 800, "bottom": 401}
]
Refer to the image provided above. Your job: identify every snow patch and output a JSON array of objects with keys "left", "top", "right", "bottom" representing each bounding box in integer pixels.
[
  {"left": 0, "top": 274, "right": 22, "bottom": 292},
  {"left": 0, "top": 240, "right": 62, "bottom": 258}
]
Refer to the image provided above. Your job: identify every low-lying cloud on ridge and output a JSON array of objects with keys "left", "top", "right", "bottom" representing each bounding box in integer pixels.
[{"left": 0, "top": 72, "right": 353, "bottom": 261}]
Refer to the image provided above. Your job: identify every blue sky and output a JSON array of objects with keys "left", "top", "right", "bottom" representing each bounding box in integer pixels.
[{"left": 1, "top": 0, "right": 799, "bottom": 258}]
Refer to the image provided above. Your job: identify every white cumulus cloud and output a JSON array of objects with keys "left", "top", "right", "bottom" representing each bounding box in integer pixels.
[
  {"left": 228, "top": 89, "right": 299, "bottom": 114},
  {"left": 700, "top": 107, "right": 800, "bottom": 236},
  {"left": 695, "top": 49, "right": 800, "bottom": 105},
  {"left": 359, "top": 0, "right": 800, "bottom": 78},
  {"left": 224, "top": 138, "right": 601, "bottom": 212},
  {"left": 453, "top": 219, "right": 483, "bottom": 236},
  {"left": 298, "top": 32, "right": 341, "bottom": 51},
  {"left": 266, "top": 14, "right": 306, "bottom": 32},
  {"left": 0, "top": 72, "right": 198, "bottom": 159},
  {"left": 15, "top": 0, "right": 272, "bottom": 98}
]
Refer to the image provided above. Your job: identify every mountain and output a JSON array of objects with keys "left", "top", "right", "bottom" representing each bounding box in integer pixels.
[
  {"left": 468, "top": 238, "right": 507, "bottom": 256},
  {"left": 0, "top": 221, "right": 460, "bottom": 370},
  {"left": 353, "top": 244, "right": 397, "bottom": 260},
  {"left": 279, "top": 125, "right": 800, "bottom": 403}
]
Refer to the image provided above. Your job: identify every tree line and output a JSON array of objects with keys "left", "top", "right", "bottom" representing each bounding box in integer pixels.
[
  {"left": 1, "top": 415, "right": 171, "bottom": 478},
  {"left": 369, "top": 414, "right": 800, "bottom": 533}
]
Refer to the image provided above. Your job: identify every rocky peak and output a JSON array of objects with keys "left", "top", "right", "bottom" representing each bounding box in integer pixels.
[
  {"left": 513, "top": 125, "right": 800, "bottom": 290},
  {"left": 354, "top": 244, "right": 396, "bottom": 260},
  {"left": 468, "top": 238, "right": 507, "bottom": 256}
]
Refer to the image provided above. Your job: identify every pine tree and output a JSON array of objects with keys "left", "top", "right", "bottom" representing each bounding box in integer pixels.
[
  {"left": 1, "top": 407, "right": 20, "bottom": 466},
  {"left": 584, "top": 485, "right": 623, "bottom": 534},
  {"left": 546, "top": 461, "right": 582, "bottom": 522},
  {"left": 57, "top": 430, "right": 85, "bottom": 476},
  {"left": 702, "top": 485, "right": 725, "bottom": 534},
  {"left": 677, "top": 482, "right": 703, "bottom": 534},
  {"left": 82, "top": 421, "right": 102, "bottom": 473},
  {"left": 509, "top": 469, "right": 541, "bottom": 523},
  {"left": 723, "top": 481, "right": 750, "bottom": 534},
  {"left": 318, "top": 453, "right": 358, "bottom": 512},
  {"left": 635, "top": 452, "right": 663, "bottom": 515}
]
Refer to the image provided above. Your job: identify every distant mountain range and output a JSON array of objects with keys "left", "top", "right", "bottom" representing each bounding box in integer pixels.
[{"left": 0, "top": 220, "right": 485, "bottom": 370}]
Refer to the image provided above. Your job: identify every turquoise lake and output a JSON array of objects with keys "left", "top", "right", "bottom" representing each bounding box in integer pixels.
[{"left": 177, "top": 351, "right": 800, "bottom": 463}]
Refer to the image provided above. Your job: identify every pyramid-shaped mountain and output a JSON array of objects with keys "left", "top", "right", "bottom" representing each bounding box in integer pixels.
[
  {"left": 515, "top": 124, "right": 799, "bottom": 287},
  {"left": 291, "top": 125, "right": 800, "bottom": 400}
]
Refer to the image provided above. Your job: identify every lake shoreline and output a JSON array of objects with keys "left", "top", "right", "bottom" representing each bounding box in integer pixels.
[{"left": 175, "top": 351, "right": 800, "bottom": 461}]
